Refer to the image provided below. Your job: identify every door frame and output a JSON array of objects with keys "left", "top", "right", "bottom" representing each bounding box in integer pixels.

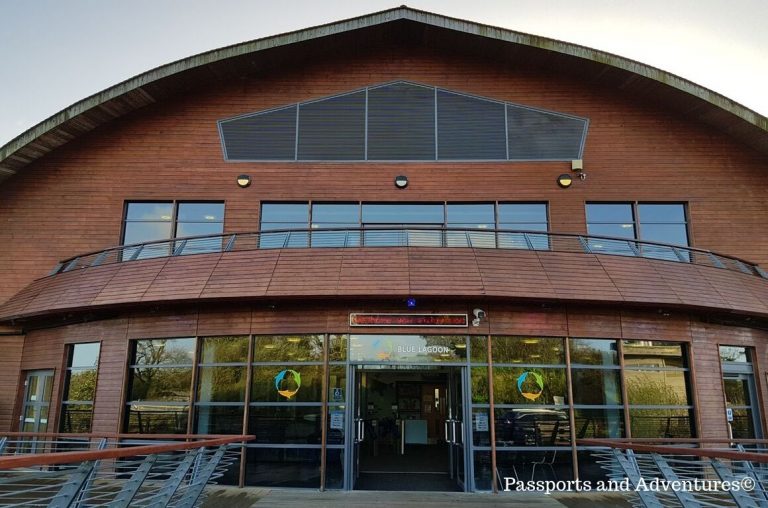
[
  {"left": 19, "top": 369, "right": 55, "bottom": 434},
  {"left": 344, "top": 363, "right": 472, "bottom": 491}
]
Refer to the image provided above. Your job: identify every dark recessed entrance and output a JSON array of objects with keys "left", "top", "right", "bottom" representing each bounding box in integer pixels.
[{"left": 351, "top": 367, "right": 466, "bottom": 491}]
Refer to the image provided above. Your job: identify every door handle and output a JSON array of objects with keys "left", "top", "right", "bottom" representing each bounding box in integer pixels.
[{"left": 444, "top": 420, "right": 450, "bottom": 442}]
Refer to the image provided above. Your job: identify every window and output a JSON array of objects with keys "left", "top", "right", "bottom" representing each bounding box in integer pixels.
[
  {"left": 122, "top": 201, "right": 224, "bottom": 259},
  {"left": 60, "top": 343, "right": 101, "bottom": 433},
  {"left": 586, "top": 202, "right": 688, "bottom": 259},
  {"left": 497, "top": 203, "right": 549, "bottom": 250},
  {"left": 258, "top": 202, "right": 550, "bottom": 249},
  {"left": 720, "top": 346, "right": 762, "bottom": 440},
  {"left": 195, "top": 336, "right": 249, "bottom": 434},
  {"left": 124, "top": 338, "right": 195, "bottom": 434},
  {"left": 622, "top": 340, "right": 694, "bottom": 438}
]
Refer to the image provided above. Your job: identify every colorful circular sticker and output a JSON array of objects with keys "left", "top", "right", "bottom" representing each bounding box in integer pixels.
[
  {"left": 274, "top": 369, "right": 302, "bottom": 399},
  {"left": 516, "top": 371, "right": 544, "bottom": 401}
]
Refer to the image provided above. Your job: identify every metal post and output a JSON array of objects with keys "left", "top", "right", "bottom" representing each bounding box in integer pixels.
[
  {"left": 49, "top": 460, "right": 98, "bottom": 508},
  {"left": 175, "top": 446, "right": 230, "bottom": 508},
  {"left": 487, "top": 333, "right": 498, "bottom": 493},
  {"left": 107, "top": 454, "right": 158, "bottom": 508},
  {"left": 144, "top": 449, "right": 199, "bottom": 508},
  {"left": 320, "top": 333, "right": 330, "bottom": 491}
]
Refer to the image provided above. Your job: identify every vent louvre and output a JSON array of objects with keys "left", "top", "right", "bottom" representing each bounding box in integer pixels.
[
  {"left": 507, "top": 105, "right": 585, "bottom": 159},
  {"left": 367, "top": 83, "right": 435, "bottom": 160},
  {"left": 437, "top": 90, "right": 506, "bottom": 160},
  {"left": 298, "top": 92, "right": 365, "bottom": 160},
  {"left": 220, "top": 106, "right": 297, "bottom": 160}
]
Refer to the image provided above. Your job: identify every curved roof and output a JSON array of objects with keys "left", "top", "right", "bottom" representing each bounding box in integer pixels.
[{"left": 1, "top": 6, "right": 767, "bottom": 184}]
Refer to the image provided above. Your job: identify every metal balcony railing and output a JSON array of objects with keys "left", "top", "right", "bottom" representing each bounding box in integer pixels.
[
  {"left": 0, "top": 433, "right": 253, "bottom": 507},
  {"left": 50, "top": 227, "right": 768, "bottom": 279},
  {"left": 579, "top": 438, "right": 768, "bottom": 507}
]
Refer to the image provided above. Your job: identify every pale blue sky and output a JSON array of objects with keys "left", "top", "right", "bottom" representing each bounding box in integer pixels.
[{"left": 1, "top": 0, "right": 766, "bottom": 147}]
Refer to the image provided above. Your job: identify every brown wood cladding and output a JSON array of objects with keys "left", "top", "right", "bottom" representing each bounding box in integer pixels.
[
  {"left": 2, "top": 248, "right": 768, "bottom": 322},
  {"left": 6, "top": 305, "right": 767, "bottom": 442},
  {"left": 0, "top": 46, "right": 767, "bottom": 308}
]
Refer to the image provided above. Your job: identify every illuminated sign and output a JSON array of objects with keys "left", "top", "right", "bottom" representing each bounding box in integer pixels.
[
  {"left": 274, "top": 369, "right": 301, "bottom": 399},
  {"left": 517, "top": 371, "right": 544, "bottom": 401},
  {"left": 349, "top": 313, "right": 468, "bottom": 327}
]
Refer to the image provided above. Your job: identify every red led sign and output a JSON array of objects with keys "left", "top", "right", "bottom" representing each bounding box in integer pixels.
[{"left": 349, "top": 313, "right": 468, "bottom": 327}]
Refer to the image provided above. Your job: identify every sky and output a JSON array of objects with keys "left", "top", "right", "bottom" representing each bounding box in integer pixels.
[{"left": 1, "top": 0, "right": 767, "bottom": 147}]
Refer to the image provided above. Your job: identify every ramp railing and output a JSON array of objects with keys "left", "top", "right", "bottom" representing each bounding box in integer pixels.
[{"left": 0, "top": 433, "right": 253, "bottom": 507}]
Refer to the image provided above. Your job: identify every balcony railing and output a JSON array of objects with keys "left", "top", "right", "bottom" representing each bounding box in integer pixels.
[
  {"left": 51, "top": 227, "right": 768, "bottom": 279},
  {"left": 577, "top": 438, "right": 768, "bottom": 507},
  {"left": 0, "top": 433, "right": 252, "bottom": 507}
]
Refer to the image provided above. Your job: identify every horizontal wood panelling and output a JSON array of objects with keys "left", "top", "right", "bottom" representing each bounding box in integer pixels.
[
  {"left": 0, "top": 336, "right": 23, "bottom": 431},
  {"left": 0, "top": 46, "right": 767, "bottom": 310},
  {"left": 4, "top": 248, "right": 768, "bottom": 322}
]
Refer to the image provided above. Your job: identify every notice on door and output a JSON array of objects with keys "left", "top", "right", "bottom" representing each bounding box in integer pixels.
[
  {"left": 330, "top": 411, "right": 344, "bottom": 430},
  {"left": 475, "top": 413, "right": 489, "bottom": 432}
]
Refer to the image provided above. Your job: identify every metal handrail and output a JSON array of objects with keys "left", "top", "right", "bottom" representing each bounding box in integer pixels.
[{"left": 50, "top": 226, "right": 767, "bottom": 279}]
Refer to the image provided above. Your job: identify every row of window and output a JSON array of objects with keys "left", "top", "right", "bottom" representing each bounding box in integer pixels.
[{"left": 121, "top": 201, "right": 689, "bottom": 255}]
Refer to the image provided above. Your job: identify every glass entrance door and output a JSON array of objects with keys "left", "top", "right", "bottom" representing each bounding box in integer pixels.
[
  {"left": 20, "top": 370, "right": 54, "bottom": 434},
  {"left": 447, "top": 367, "right": 467, "bottom": 490}
]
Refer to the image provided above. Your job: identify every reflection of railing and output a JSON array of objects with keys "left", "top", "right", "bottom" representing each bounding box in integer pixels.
[
  {"left": 579, "top": 438, "right": 768, "bottom": 507},
  {"left": 628, "top": 415, "right": 692, "bottom": 439},
  {"left": 0, "top": 433, "right": 252, "bottom": 507},
  {"left": 50, "top": 227, "right": 768, "bottom": 279}
]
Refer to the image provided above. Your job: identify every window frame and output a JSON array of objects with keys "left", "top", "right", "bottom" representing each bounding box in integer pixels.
[
  {"left": 121, "top": 200, "right": 226, "bottom": 247},
  {"left": 59, "top": 342, "right": 102, "bottom": 434}
]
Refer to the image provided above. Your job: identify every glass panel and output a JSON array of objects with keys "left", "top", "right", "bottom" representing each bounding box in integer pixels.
[
  {"left": 70, "top": 343, "right": 101, "bottom": 368},
  {"left": 176, "top": 202, "right": 225, "bottom": 222},
  {"left": 495, "top": 408, "right": 570, "bottom": 447},
  {"left": 496, "top": 449, "right": 574, "bottom": 483},
  {"left": 577, "top": 449, "right": 613, "bottom": 482},
  {"left": 569, "top": 339, "right": 618, "bottom": 366},
  {"left": 133, "top": 338, "right": 195, "bottom": 366},
  {"left": 471, "top": 367, "right": 489, "bottom": 404},
  {"left": 571, "top": 369, "right": 622, "bottom": 405},
  {"left": 125, "top": 404, "right": 189, "bottom": 434},
  {"left": 42, "top": 375, "right": 53, "bottom": 402},
  {"left": 311, "top": 203, "right": 359, "bottom": 223},
  {"left": 325, "top": 448, "right": 344, "bottom": 489},
  {"left": 175, "top": 222, "right": 224, "bottom": 239},
  {"left": 585, "top": 203, "right": 633, "bottom": 223},
  {"left": 573, "top": 409, "right": 624, "bottom": 438},
  {"left": 629, "top": 409, "right": 694, "bottom": 438},
  {"left": 622, "top": 341, "right": 685, "bottom": 368},
  {"left": 123, "top": 222, "right": 173, "bottom": 244},
  {"left": 200, "top": 336, "right": 249, "bottom": 364},
  {"left": 493, "top": 367, "right": 567, "bottom": 405},
  {"left": 361, "top": 204, "right": 444, "bottom": 224},
  {"left": 640, "top": 224, "right": 688, "bottom": 246},
  {"left": 625, "top": 370, "right": 690, "bottom": 406},
  {"left": 472, "top": 408, "right": 491, "bottom": 446},
  {"left": 724, "top": 377, "right": 750, "bottom": 406},
  {"left": 260, "top": 203, "right": 309, "bottom": 224},
  {"left": 730, "top": 408, "right": 757, "bottom": 439},
  {"left": 446, "top": 204, "right": 494, "bottom": 224},
  {"left": 492, "top": 337, "right": 565, "bottom": 365},
  {"left": 128, "top": 367, "right": 192, "bottom": 402},
  {"left": 126, "top": 202, "right": 173, "bottom": 221},
  {"left": 327, "top": 406, "right": 345, "bottom": 445},
  {"left": 328, "top": 366, "right": 347, "bottom": 403},
  {"left": 65, "top": 369, "right": 97, "bottom": 401},
  {"left": 720, "top": 346, "right": 751, "bottom": 363},
  {"left": 586, "top": 223, "right": 636, "bottom": 239},
  {"left": 253, "top": 335, "right": 324, "bottom": 362},
  {"left": 248, "top": 406, "right": 322, "bottom": 444},
  {"left": 25, "top": 376, "right": 38, "bottom": 402},
  {"left": 197, "top": 367, "right": 247, "bottom": 402},
  {"left": 474, "top": 451, "right": 493, "bottom": 491},
  {"left": 60, "top": 404, "right": 93, "bottom": 433},
  {"left": 470, "top": 336, "right": 488, "bottom": 363},
  {"left": 348, "top": 335, "right": 467, "bottom": 363},
  {"left": 497, "top": 203, "right": 547, "bottom": 224},
  {"left": 195, "top": 405, "right": 244, "bottom": 434},
  {"left": 251, "top": 365, "right": 323, "bottom": 403},
  {"left": 637, "top": 203, "right": 686, "bottom": 223},
  {"left": 244, "top": 447, "right": 321, "bottom": 488},
  {"left": 328, "top": 335, "right": 347, "bottom": 362}
]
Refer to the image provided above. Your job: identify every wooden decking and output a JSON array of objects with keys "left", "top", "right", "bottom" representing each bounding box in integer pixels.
[{"left": 202, "top": 487, "right": 632, "bottom": 507}]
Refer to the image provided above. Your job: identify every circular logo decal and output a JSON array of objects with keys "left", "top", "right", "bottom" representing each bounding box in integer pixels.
[
  {"left": 274, "top": 369, "right": 302, "bottom": 399},
  {"left": 516, "top": 371, "right": 544, "bottom": 401}
]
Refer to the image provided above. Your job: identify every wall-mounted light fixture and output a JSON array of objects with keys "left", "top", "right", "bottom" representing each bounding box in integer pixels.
[
  {"left": 571, "top": 159, "right": 586, "bottom": 181},
  {"left": 394, "top": 175, "right": 408, "bottom": 189},
  {"left": 236, "top": 174, "right": 251, "bottom": 188},
  {"left": 557, "top": 174, "right": 573, "bottom": 188}
]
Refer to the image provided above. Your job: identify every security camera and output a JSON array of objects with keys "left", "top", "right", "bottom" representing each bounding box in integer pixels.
[{"left": 473, "top": 308, "right": 486, "bottom": 319}]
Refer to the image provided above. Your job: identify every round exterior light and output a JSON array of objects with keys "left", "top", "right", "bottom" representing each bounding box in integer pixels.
[
  {"left": 237, "top": 174, "right": 251, "bottom": 188},
  {"left": 557, "top": 174, "right": 573, "bottom": 188},
  {"left": 394, "top": 175, "right": 408, "bottom": 189}
]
